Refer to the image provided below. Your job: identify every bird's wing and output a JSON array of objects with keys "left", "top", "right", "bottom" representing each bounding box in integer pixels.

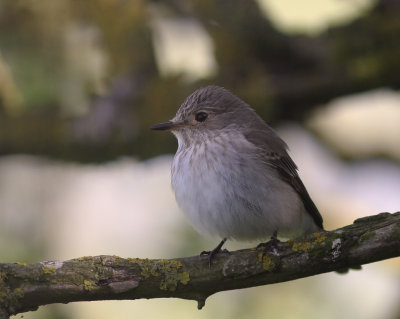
[{"left": 244, "top": 129, "right": 324, "bottom": 229}]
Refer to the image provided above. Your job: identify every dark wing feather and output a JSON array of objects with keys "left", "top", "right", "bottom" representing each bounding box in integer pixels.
[
  {"left": 244, "top": 128, "right": 324, "bottom": 230},
  {"left": 270, "top": 153, "right": 323, "bottom": 229}
]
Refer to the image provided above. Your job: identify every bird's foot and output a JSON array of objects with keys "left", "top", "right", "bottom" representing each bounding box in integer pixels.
[
  {"left": 200, "top": 238, "right": 228, "bottom": 268},
  {"left": 257, "top": 230, "right": 280, "bottom": 255}
]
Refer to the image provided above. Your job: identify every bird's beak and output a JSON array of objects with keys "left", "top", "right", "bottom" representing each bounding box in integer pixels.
[{"left": 150, "top": 121, "right": 181, "bottom": 131}]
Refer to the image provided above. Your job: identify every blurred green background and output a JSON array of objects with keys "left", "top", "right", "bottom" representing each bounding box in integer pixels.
[
  {"left": 1, "top": 0, "right": 399, "bottom": 161},
  {"left": 1, "top": 0, "right": 400, "bottom": 318}
]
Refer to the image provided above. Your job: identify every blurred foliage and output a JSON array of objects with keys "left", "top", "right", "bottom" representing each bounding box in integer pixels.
[{"left": 0, "top": 0, "right": 399, "bottom": 162}]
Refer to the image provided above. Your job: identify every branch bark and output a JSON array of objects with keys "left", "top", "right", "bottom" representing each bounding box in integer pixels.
[{"left": 1, "top": 212, "right": 399, "bottom": 318}]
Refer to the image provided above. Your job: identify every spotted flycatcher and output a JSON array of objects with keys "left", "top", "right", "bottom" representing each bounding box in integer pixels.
[{"left": 151, "top": 85, "right": 323, "bottom": 263}]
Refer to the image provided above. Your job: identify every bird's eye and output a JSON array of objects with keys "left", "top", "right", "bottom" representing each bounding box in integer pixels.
[{"left": 195, "top": 112, "right": 208, "bottom": 122}]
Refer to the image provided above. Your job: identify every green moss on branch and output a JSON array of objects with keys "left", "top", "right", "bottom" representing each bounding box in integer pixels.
[{"left": 0, "top": 212, "right": 399, "bottom": 318}]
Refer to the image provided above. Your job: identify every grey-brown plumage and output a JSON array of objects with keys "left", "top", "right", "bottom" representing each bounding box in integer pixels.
[
  {"left": 151, "top": 85, "right": 323, "bottom": 243},
  {"left": 243, "top": 122, "right": 323, "bottom": 229}
]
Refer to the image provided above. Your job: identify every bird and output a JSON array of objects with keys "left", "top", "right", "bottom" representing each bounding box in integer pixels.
[{"left": 150, "top": 85, "right": 323, "bottom": 264}]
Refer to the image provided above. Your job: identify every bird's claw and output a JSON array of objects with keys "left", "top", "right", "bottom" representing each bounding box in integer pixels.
[
  {"left": 257, "top": 231, "right": 280, "bottom": 256},
  {"left": 200, "top": 248, "right": 229, "bottom": 268},
  {"left": 200, "top": 238, "right": 228, "bottom": 268}
]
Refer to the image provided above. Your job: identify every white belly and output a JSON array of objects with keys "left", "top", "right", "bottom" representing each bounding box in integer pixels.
[{"left": 171, "top": 134, "right": 317, "bottom": 241}]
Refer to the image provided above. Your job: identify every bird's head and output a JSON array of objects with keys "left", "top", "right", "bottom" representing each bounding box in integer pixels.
[{"left": 150, "top": 86, "right": 258, "bottom": 144}]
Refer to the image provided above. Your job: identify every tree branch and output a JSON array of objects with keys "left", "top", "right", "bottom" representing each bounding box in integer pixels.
[{"left": 1, "top": 212, "right": 399, "bottom": 318}]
